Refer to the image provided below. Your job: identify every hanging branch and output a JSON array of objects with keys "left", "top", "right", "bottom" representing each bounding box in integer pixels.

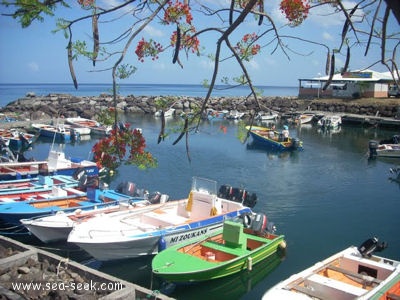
[
  {"left": 339, "top": 3, "right": 359, "bottom": 51},
  {"left": 172, "top": 24, "right": 180, "bottom": 64},
  {"left": 323, "top": 52, "right": 335, "bottom": 90},
  {"left": 365, "top": 0, "right": 382, "bottom": 56},
  {"left": 67, "top": 27, "right": 78, "bottom": 89},
  {"left": 342, "top": 46, "right": 350, "bottom": 74},
  {"left": 258, "top": 0, "right": 264, "bottom": 25},
  {"left": 92, "top": 8, "right": 99, "bottom": 66},
  {"left": 158, "top": 110, "right": 165, "bottom": 144}
]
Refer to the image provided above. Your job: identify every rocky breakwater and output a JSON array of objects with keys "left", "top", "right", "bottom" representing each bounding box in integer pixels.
[{"left": 1, "top": 93, "right": 399, "bottom": 120}]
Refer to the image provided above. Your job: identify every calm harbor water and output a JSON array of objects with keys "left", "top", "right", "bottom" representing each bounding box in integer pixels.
[{"left": 9, "top": 113, "right": 400, "bottom": 300}]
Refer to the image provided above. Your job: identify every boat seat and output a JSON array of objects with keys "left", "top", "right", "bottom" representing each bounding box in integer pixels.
[
  {"left": 141, "top": 210, "right": 189, "bottom": 227},
  {"left": 304, "top": 273, "right": 367, "bottom": 298},
  {"left": 202, "top": 241, "right": 243, "bottom": 257}
]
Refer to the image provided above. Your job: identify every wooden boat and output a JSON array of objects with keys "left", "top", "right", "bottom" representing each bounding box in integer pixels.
[
  {"left": 226, "top": 110, "right": 245, "bottom": 120},
  {"left": 317, "top": 115, "right": 342, "bottom": 129},
  {"left": 152, "top": 215, "right": 286, "bottom": 283},
  {"left": 0, "top": 174, "right": 80, "bottom": 197},
  {"left": 369, "top": 135, "right": 400, "bottom": 159},
  {"left": 295, "top": 113, "right": 315, "bottom": 125},
  {"left": 31, "top": 123, "right": 79, "bottom": 142},
  {"left": 0, "top": 128, "right": 37, "bottom": 150},
  {"left": 256, "top": 111, "right": 279, "bottom": 121},
  {"left": 262, "top": 237, "right": 400, "bottom": 300},
  {"left": 0, "top": 148, "right": 98, "bottom": 180},
  {"left": 206, "top": 109, "right": 228, "bottom": 121},
  {"left": 246, "top": 125, "right": 303, "bottom": 151},
  {"left": 67, "top": 177, "right": 254, "bottom": 261},
  {"left": 20, "top": 183, "right": 162, "bottom": 243},
  {"left": 65, "top": 117, "right": 111, "bottom": 136}
]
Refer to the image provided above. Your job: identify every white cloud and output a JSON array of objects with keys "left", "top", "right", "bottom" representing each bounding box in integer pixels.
[
  {"left": 322, "top": 32, "right": 334, "bottom": 41},
  {"left": 144, "top": 25, "right": 164, "bottom": 38},
  {"left": 28, "top": 62, "right": 39, "bottom": 72}
]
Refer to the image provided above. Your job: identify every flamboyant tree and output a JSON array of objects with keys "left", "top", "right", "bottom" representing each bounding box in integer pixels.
[{"left": 1, "top": 0, "right": 399, "bottom": 169}]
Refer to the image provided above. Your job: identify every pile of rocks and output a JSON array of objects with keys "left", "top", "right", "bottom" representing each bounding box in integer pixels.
[{"left": 1, "top": 93, "right": 399, "bottom": 121}]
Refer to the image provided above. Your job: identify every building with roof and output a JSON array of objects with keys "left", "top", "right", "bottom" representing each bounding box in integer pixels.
[{"left": 298, "top": 70, "right": 396, "bottom": 99}]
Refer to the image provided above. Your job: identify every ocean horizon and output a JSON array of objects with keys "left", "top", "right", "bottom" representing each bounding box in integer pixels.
[{"left": 0, "top": 83, "right": 298, "bottom": 108}]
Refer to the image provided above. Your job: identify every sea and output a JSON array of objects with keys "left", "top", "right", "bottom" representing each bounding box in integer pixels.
[{"left": 1, "top": 83, "right": 399, "bottom": 300}]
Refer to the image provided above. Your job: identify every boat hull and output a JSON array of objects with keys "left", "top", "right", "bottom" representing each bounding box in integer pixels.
[
  {"left": 152, "top": 232, "right": 285, "bottom": 282},
  {"left": 69, "top": 208, "right": 251, "bottom": 261},
  {"left": 246, "top": 126, "right": 302, "bottom": 151}
]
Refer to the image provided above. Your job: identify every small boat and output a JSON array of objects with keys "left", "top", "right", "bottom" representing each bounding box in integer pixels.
[
  {"left": 295, "top": 113, "right": 315, "bottom": 125},
  {"left": 0, "top": 148, "right": 99, "bottom": 180},
  {"left": 20, "top": 182, "right": 163, "bottom": 243},
  {"left": 63, "top": 124, "right": 91, "bottom": 136},
  {"left": 0, "top": 129, "right": 37, "bottom": 150},
  {"left": 317, "top": 115, "right": 342, "bottom": 129},
  {"left": 155, "top": 108, "right": 175, "bottom": 118},
  {"left": 206, "top": 109, "right": 228, "bottom": 121},
  {"left": 67, "top": 177, "right": 254, "bottom": 261},
  {"left": 226, "top": 110, "right": 245, "bottom": 120},
  {"left": 246, "top": 125, "right": 303, "bottom": 151},
  {"left": 256, "top": 111, "right": 279, "bottom": 121},
  {"left": 262, "top": 237, "right": 400, "bottom": 300},
  {"left": 152, "top": 214, "right": 286, "bottom": 283},
  {"left": 31, "top": 123, "right": 79, "bottom": 142},
  {"left": 0, "top": 174, "right": 80, "bottom": 197},
  {"left": 369, "top": 141, "right": 400, "bottom": 159},
  {"left": 65, "top": 117, "right": 111, "bottom": 136}
]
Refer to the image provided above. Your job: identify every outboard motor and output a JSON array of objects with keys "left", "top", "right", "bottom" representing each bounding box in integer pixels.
[
  {"left": 218, "top": 184, "right": 232, "bottom": 199},
  {"left": 358, "top": 237, "right": 388, "bottom": 257},
  {"left": 115, "top": 181, "right": 136, "bottom": 197},
  {"left": 368, "top": 140, "right": 379, "bottom": 159},
  {"left": 292, "top": 138, "right": 301, "bottom": 149},
  {"left": 243, "top": 192, "right": 257, "bottom": 208},
  {"left": 251, "top": 213, "right": 268, "bottom": 234}
]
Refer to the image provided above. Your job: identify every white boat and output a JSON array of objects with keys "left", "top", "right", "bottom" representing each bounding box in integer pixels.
[
  {"left": 155, "top": 108, "right": 175, "bottom": 118},
  {"left": 65, "top": 117, "right": 111, "bottom": 136},
  {"left": 370, "top": 143, "right": 400, "bottom": 158},
  {"left": 226, "top": 110, "right": 245, "bottom": 120},
  {"left": 295, "top": 113, "right": 315, "bottom": 125},
  {"left": 256, "top": 111, "right": 279, "bottom": 121},
  {"left": 67, "top": 177, "right": 253, "bottom": 261},
  {"left": 20, "top": 185, "right": 165, "bottom": 243},
  {"left": 63, "top": 124, "right": 91, "bottom": 136},
  {"left": 317, "top": 115, "right": 342, "bottom": 129},
  {"left": 31, "top": 123, "right": 79, "bottom": 142},
  {"left": 0, "top": 147, "right": 98, "bottom": 180},
  {"left": 263, "top": 237, "right": 400, "bottom": 300}
]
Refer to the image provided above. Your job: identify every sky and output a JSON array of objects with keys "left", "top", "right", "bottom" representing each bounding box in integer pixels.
[{"left": 0, "top": 0, "right": 398, "bottom": 87}]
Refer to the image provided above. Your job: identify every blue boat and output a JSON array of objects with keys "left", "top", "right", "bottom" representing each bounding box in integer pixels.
[
  {"left": 0, "top": 148, "right": 99, "bottom": 180},
  {"left": 0, "top": 185, "right": 148, "bottom": 226},
  {"left": 246, "top": 125, "right": 303, "bottom": 151},
  {"left": 0, "top": 174, "right": 80, "bottom": 197},
  {"left": 0, "top": 128, "right": 38, "bottom": 151},
  {"left": 31, "top": 123, "right": 79, "bottom": 142}
]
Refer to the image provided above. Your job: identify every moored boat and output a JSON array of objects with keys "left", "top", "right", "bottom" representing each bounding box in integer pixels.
[
  {"left": 0, "top": 128, "right": 38, "bottom": 150},
  {"left": 0, "top": 148, "right": 99, "bottom": 180},
  {"left": 20, "top": 183, "right": 162, "bottom": 243},
  {"left": 31, "top": 123, "right": 79, "bottom": 142},
  {"left": 246, "top": 125, "right": 303, "bottom": 151},
  {"left": 0, "top": 174, "right": 80, "bottom": 197},
  {"left": 152, "top": 214, "right": 286, "bottom": 282},
  {"left": 317, "top": 115, "right": 342, "bottom": 129},
  {"left": 262, "top": 237, "right": 400, "bottom": 300},
  {"left": 67, "top": 177, "right": 255, "bottom": 261},
  {"left": 65, "top": 117, "right": 111, "bottom": 136},
  {"left": 295, "top": 113, "right": 315, "bottom": 125},
  {"left": 369, "top": 141, "right": 400, "bottom": 159}
]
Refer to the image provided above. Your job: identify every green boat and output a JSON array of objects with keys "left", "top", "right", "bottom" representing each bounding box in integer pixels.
[{"left": 152, "top": 214, "right": 286, "bottom": 283}]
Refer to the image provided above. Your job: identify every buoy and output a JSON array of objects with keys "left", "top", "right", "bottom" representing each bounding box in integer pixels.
[
  {"left": 247, "top": 257, "right": 253, "bottom": 271},
  {"left": 279, "top": 240, "right": 287, "bottom": 250}
]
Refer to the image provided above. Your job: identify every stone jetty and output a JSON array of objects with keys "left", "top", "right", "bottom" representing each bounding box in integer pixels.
[
  {"left": 0, "top": 235, "right": 174, "bottom": 299},
  {"left": 1, "top": 93, "right": 400, "bottom": 127}
]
